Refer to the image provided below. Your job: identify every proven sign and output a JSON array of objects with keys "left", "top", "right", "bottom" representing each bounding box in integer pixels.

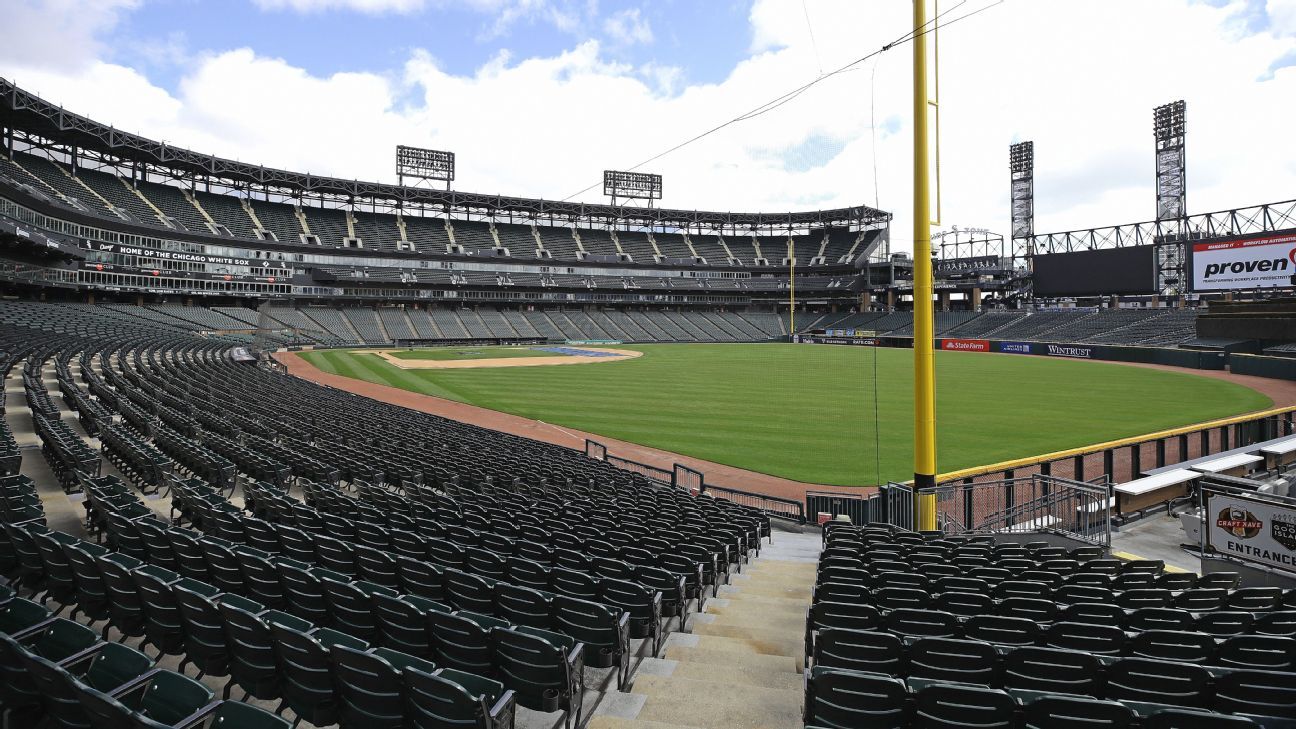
[{"left": 1192, "top": 232, "right": 1296, "bottom": 291}]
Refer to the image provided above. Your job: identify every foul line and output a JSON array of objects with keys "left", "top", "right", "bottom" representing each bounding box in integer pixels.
[{"left": 536, "top": 420, "right": 586, "bottom": 443}]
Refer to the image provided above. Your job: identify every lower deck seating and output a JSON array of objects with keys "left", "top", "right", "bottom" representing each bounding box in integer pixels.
[
  {"left": 804, "top": 522, "right": 1296, "bottom": 728},
  {"left": 0, "top": 302, "right": 773, "bottom": 729}
]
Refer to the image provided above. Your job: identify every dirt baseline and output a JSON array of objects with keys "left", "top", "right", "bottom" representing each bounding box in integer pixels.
[{"left": 373, "top": 347, "right": 642, "bottom": 369}]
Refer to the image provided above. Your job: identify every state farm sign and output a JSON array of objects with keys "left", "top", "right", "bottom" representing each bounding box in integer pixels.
[
  {"left": 1192, "top": 232, "right": 1296, "bottom": 291},
  {"left": 940, "top": 338, "right": 990, "bottom": 352}
]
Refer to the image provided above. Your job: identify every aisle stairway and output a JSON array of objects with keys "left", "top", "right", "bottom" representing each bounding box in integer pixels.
[{"left": 589, "top": 529, "right": 820, "bottom": 729}]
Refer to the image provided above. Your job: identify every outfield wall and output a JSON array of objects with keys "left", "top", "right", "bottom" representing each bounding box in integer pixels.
[
  {"left": 938, "top": 338, "right": 1228, "bottom": 370},
  {"left": 1230, "top": 353, "right": 1296, "bottom": 380},
  {"left": 797, "top": 334, "right": 1227, "bottom": 370}
]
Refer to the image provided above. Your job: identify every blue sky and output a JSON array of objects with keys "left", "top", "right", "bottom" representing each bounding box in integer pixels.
[{"left": 106, "top": 0, "right": 757, "bottom": 96}]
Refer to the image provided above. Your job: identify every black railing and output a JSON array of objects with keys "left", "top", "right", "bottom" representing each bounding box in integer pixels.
[
  {"left": 606, "top": 453, "right": 674, "bottom": 483},
  {"left": 700, "top": 483, "right": 806, "bottom": 523},
  {"left": 585, "top": 439, "right": 807, "bottom": 523},
  {"left": 806, "top": 483, "right": 912, "bottom": 528}
]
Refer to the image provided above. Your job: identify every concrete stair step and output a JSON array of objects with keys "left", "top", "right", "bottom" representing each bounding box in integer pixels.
[
  {"left": 631, "top": 674, "right": 804, "bottom": 729},
  {"left": 667, "top": 631, "right": 801, "bottom": 657},
  {"left": 587, "top": 718, "right": 709, "bottom": 729},
  {"left": 719, "top": 583, "right": 812, "bottom": 600},
  {"left": 666, "top": 660, "right": 804, "bottom": 690},
  {"left": 700, "top": 611, "right": 807, "bottom": 632},
  {"left": 748, "top": 559, "right": 819, "bottom": 570},
  {"left": 662, "top": 646, "right": 799, "bottom": 674},
  {"left": 689, "top": 624, "right": 803, "bottom": 660},
  {"left": 704, "top": 601, "right": 807, "bottom": 620},
  {"left": 633, "top": 656, "right": 803, "bottom": 690}
]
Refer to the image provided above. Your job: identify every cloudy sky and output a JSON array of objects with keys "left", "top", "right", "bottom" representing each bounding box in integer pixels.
[{"left": 2, "top": 0, "right": 1294, "bottom": 253}]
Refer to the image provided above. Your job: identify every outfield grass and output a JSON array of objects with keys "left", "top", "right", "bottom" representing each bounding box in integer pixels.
[
  {"left": 298, "top": 344, "right": 1273, "bottom": 486},
  {"left": 386, "top": 347, "right": 558, "bottom": 361}
]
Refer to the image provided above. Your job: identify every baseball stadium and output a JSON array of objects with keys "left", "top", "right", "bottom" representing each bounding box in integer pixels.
[{"left": 1, "top": 1, "right": 1296, "bottom": 728}]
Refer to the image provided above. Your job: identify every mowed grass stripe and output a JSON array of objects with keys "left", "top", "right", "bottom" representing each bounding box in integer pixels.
[{"left": 298, "top": 344, "right": 1272, "bottom": 485}]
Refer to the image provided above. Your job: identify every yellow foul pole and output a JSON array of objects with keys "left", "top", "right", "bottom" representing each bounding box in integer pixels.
[
  {"left": 789, "top": 239, "right": 796, "bottom": 334},
  {"left": 912, "top": 0, "right": 938, "bottom": 529}
]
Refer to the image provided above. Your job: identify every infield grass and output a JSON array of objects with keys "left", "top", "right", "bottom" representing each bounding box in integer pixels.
[{"left": 299, "top": 344, "right": 1272, "bottom": 486}]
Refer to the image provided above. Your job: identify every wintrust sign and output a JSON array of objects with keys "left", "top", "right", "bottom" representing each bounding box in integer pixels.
[
  {"left": 1046, "top": 344, "right": 1093, "bottom": 359},
  {"left": 1192, "top": 232, "right": 1296, "bottom": 291}
]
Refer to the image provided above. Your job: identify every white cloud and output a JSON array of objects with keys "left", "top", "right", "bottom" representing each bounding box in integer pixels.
[
  {"left": 603, "top": 7, "right": 653, "bottom": 46},
  {"left": 0, "top": 0, "right": 140, "bottom": 71},
  {"left": 1268, "top": 0, "right": 1296, "bottom": 34},
  {"left": 3, "top": 0, "right": 1295, "bottom": 258}
]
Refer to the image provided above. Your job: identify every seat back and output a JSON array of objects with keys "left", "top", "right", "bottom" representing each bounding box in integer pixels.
[
  {"left": 173, "top": 583, "right": 230, "bottom": 675},
  {"left": 814, "top": 628, "right": 904, "bottom": 675},
  {"left": 403, "top": 667, "right": 492, "bottom": 729},
  {"left": 806, "top": 666, "right": 908, "bottom": 729},
  {"left": 371, "top": 592, "right": 434, "bottom": 657},
  {"left": 490, "top": 628, "right": 575, "bottom": 714},
  {"left": 330, "top": 644, "right": 405, "bottom": 729},
  {"left": 1105, "top": 657, "right": 1210, "bottom": 707},
  {"left": 1213, "top": 668, "right": 1296, "bottom": 717},
  {"left": 396, "top": 555, "right": 446, "bottom": 600},
  {"left": 445, "top": 568, "right": 496, "bottom": 614},
  {"left": 270, "top": 622, "right": 344, "bottom": 727},
  {"left": 217, "top": 602, "right": 280, "bottom": 700},
  {"left": 1003, "top": 646, "right": 1100, "bottom": 694},
  {"left": 1217, "top": 634, "right": 1296, "bottom": 671},
  {"left": 20, "top": 652, "right": 92, "bottom": 729},
  {"left": 430, "top": 610, "right": 494, "bottom": 675},
  {"left": 1022, "top": 695, "right": 1134, "bottom": 729},
  {"left": 914, "top": 683, "right": 1015, "bottom": 729},
  {"left": 494, "top": 582, "right": 552, "bottom": 630},
  {"left": 907, "top": 637, "right": 998, "bottom": 685}
]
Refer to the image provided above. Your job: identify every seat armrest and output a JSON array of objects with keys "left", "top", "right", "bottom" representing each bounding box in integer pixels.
[
  {"left": 56, "top": 642, "right": 107, "bottom": 670},
  {"left": 566, "top": 642, "right": 585, "bottom": 669},
  {"left": 173, "top": 700, "right": 225, "bottom": 729},
  {"left": 489, "top": 689, "right": 517, "bottom": 729},
  {"left": 11, "top": 617, "right": 60, "bottom": 641},
  {"left": 107, "top": 668, "right": 163, "bottom": 701}
]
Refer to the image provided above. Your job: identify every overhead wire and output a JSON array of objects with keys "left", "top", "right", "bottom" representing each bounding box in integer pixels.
[
  {"left": 802, "top": 0, "right": 824, "bottom": 77},
  {"left": 559, "top": 0, "right": 1003, "bottom": 202}
]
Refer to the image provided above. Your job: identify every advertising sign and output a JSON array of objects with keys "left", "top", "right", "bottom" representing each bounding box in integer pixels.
[
  {"left": 1191, "top": 232, "right": 1296, "bottom": 291},
  {"left": 1045, "top": 344, "right": 1094, "bottom": 359},
  {"left": 800, "top": 336, "right": 878, "bottom": 346},
  {"left": 1205, "top": 491, "right": 1296, "bottom": 573},
  {"left": 999, "top": 342, "right": 1032, "bottom": 354},
  {"left": 86, "top": 241, "right": 254, "bottom": 268},
  {"left": 935, "top": 256, "right": 1002, "bottom": 276},
  {"left": 940, "top": 338, "right": 990, "bottom": 352}
]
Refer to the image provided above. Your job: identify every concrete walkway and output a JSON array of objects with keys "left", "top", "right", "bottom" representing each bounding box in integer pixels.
[{"left": 588, "top": 529, "right": 820, "bottom": 729}]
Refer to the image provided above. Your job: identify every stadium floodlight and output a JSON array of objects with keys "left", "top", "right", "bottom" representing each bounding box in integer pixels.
[
  {"left": 1153, "top": 100, "right": 1187, "bottom": 222},
  {"left": 603, "top": 170, "right": 662, "bottom": 208},
  {"left": 396, "top": 145, "right": 455, "bottom": 189},
  {"left": 1009, "top": 141, "right": 1034, "bottom": 245}
]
